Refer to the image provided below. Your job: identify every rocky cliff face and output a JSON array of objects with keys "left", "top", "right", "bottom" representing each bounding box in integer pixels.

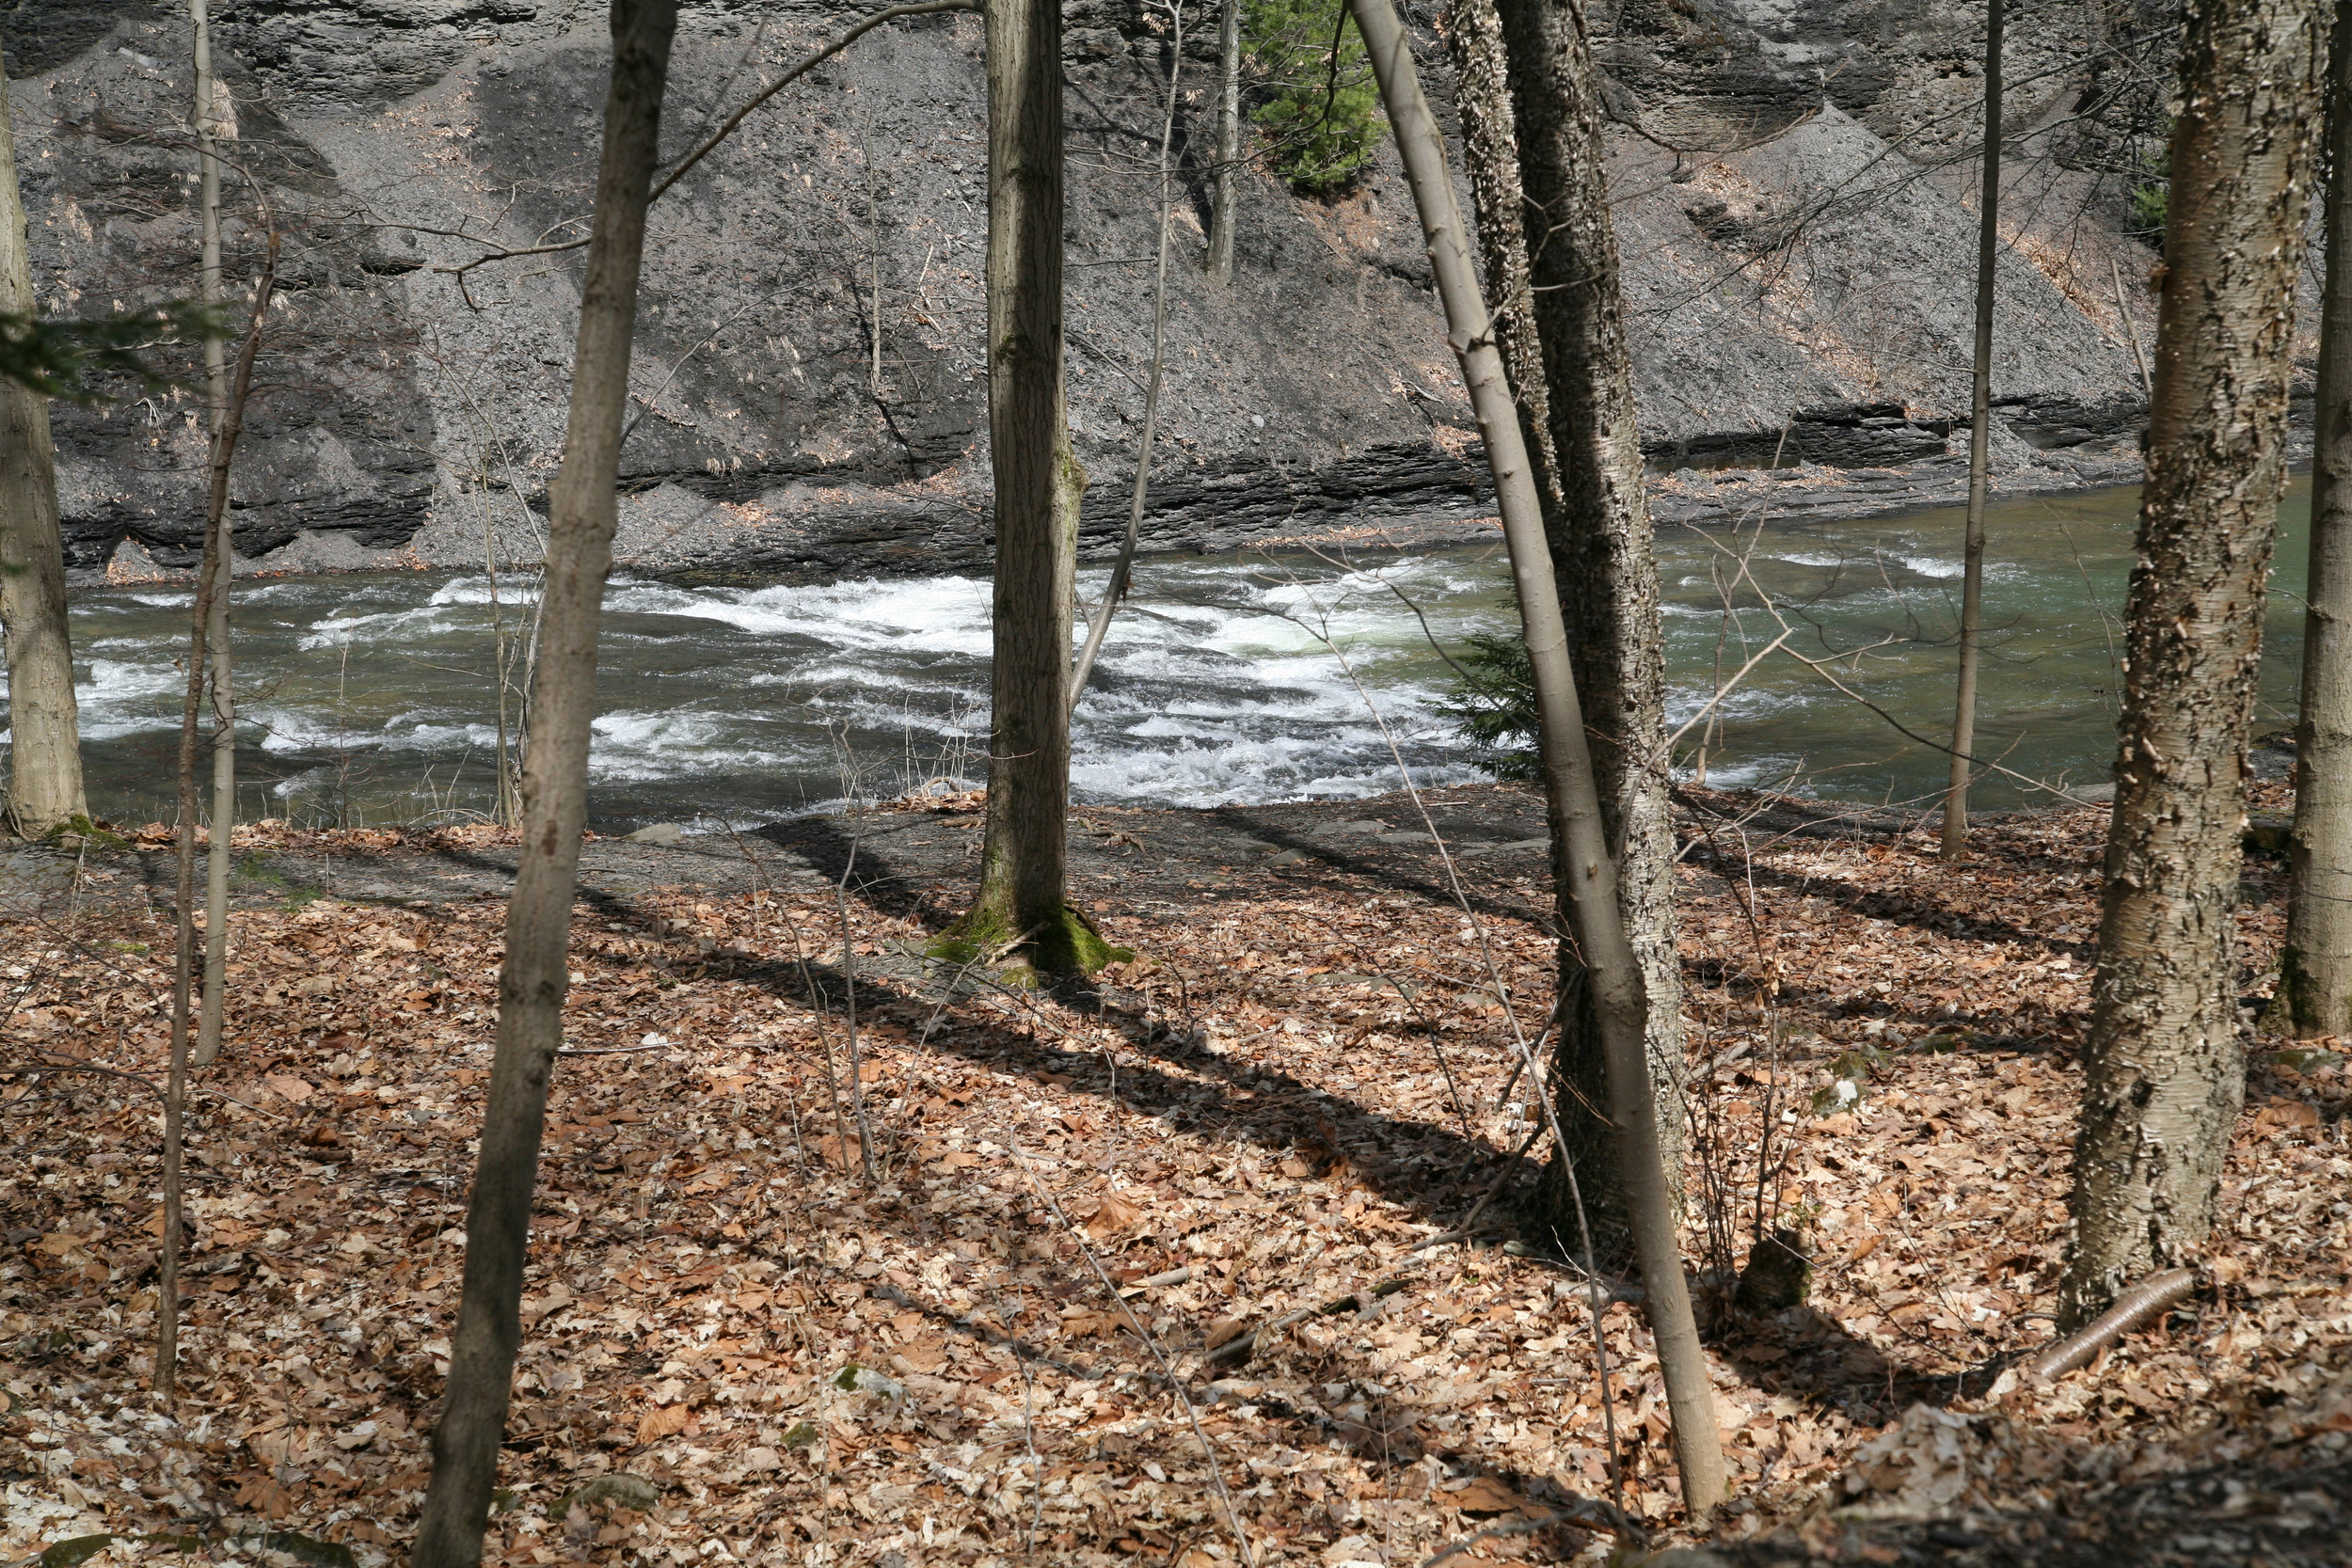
[{"left": 5, "top": 0, "right": 2160, "bottom": 580}]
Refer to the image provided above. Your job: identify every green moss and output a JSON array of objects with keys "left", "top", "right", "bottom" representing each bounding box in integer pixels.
[
  {"left": 931, "top": 900, "right": 1135, "bottom": 977},
  {"left": 42, "top": 814, "right": 127, "bottom": 851}
]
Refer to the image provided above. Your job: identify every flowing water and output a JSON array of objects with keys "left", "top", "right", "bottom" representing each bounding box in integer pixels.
[{"left": 23, "top": 478, "right": 2313, "bottom": 832}]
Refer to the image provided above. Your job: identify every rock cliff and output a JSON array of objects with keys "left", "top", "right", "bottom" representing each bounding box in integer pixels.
[{"left": 5, "top": 0, "right": 2164, "bottom": 580}]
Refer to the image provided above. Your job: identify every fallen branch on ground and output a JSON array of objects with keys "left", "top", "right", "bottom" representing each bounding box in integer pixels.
[{"left": 2020, "top": 1268, "right": 2199, "bottom": 1381}]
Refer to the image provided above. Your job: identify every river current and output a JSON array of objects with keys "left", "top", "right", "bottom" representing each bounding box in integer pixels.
[{"left": 24, "top": 479, "right": 2313, "bottom": 832}]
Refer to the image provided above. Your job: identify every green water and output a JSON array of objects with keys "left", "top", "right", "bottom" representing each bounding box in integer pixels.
[
  {"left": 1650, "top": 475, "right": 2310, "bottom": 808},
  {"left": 23, "top": 478, "right": 2313, "bottom": 831}
]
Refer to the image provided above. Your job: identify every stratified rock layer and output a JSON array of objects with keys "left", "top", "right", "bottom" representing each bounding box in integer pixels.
[{"left": 6, "top": 0, "right": 2159, "bottom": 580}]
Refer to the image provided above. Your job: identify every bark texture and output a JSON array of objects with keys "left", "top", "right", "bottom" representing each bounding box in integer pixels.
[
  {"left": 958, "top": 0, "right": 1118, "bottom": 975},
  {"left": 2282, "top": 0, "right": 2352, "bottom": 1037},
  {"left": 1942, "top": 0, "right": 2002, "bottom": 861},
  {"left": 154, "top": 220, "right": 276, "bottom": 1407},
  {"left": 410, "top": 3, "right": 678, "bottom": 1561},
  {"left": 2060, "top": 0, "right": 2326, "bottom": 1331},
  {"left": 0, "top": 66, "right": 85, "bottom": 838},
  {"left": 1208, "top": 0, "right": 1241, "bottom": 283},
  {"left": 1465, "top": 0, "right": 1686, "bottom": 1250},
  {"left": 1348, "top": 0, "right": 1724, "bottom": 1512},
  {"left": 193, "top": 0, "right": 235, "bottom": 1068}
]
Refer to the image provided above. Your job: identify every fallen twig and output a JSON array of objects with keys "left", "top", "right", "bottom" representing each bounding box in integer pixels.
[{"left": 1205, "top": 1275, "right": 1415, "bottom": 1368}]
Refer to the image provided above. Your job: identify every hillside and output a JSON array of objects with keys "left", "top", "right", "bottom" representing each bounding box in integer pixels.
[{"left": 9, "top": 0, "right": 2157, "bottom": 580}]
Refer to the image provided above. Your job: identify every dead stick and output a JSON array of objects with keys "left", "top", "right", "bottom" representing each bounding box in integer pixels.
[
  {"left": 1206, "top": 1275, "right": 1414, "bottom": 1368},
  {"left": 2021, "top": 1268, "right": 2197, "bottom": 1381}
]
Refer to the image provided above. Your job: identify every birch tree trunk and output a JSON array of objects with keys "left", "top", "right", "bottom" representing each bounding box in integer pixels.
[
  {"left": 2060, "top": 0, "right": 2327, "bottom": 1331},
  {"left": 1347, "top": 0, "right": 1724, "bottom": 1513},
  {"left": 1942, "top": 0, "right": 2002, "bottom": 861},
  {"left": 0, "top": 65, "right": 86, "bottom": 838},
  {"left": 954, "top": 0, "right": 1119, "bottom": 975},
  {"left": 1452, "top": 0, "right": 1684, "bottom": 1251},
  {"left": 191, "top": 0, "right": 236, "bottom": 1067},
  {"left": 1207, "top": 0, "right": 1242, "bottom": 282},
  {"left": 410, "top": 3, "right": 678, "bottom": 1560},
  {"left": 2280, "top": 0, "right": 2352, "bottom": 1037}
]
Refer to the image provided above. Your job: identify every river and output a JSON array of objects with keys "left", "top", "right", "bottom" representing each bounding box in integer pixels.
[{"left": 26, "top": 478, "right": 2312, "bottom": 833}]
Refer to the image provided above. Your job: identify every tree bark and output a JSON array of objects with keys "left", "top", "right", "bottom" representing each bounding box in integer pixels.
[
  {"left": 2281, "top": 0, "right": 2352, "bottom": 1037},
  {"left": 0, "top": 65, "right": 86, "bottom": 838},
  {"left": 409, "top": 3, "right": 678, "bottom": 1561},
  {"left": 191, "top": 0, "right": 236, "bottom": 1067},
  {"left": 1346, "top": 0, "right": 1725, "bottom": 1513},
  {"left": 1208, "top": 0, "right": 1242, "bottom": 282},
  {"left": 2060, "top": 0, "right": 2327, "bottom": 1332},
  {"left": 1942, "top": 0, "right": 2003, "bottom": 861},
  {"left": 1458, "top": 0, "right": 1685, "bottom": 1253},
  {"left": 153, "top": 220, "right": 275, "bottom": 1408},
  {"left": 956, "top": 0, "right": 1118, "bottom": 975}
]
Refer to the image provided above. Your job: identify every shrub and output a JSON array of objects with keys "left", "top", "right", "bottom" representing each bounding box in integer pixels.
[
  {"left": 1435, "top": 632, "right": 1541, "bottom": 783},
  {"left": 1245, "top": 0, "right": 1384, "bottom": 197}
]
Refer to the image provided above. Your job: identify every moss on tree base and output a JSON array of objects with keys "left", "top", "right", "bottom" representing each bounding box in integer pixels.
[{"left": 929, "top": 899, "right": 1134, "bottom": 977}]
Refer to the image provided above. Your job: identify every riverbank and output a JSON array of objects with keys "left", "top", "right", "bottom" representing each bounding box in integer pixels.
[
  {"left": 84, "top": 433, "right": 2162, "bottom": 589},
  {"left": 3, "top": 781, "right": 2344, "bottom": 1568}
]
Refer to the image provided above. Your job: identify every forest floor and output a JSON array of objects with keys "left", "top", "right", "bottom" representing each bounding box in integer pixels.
[{"left": 1, "top": 783, "right": 2347, "bottom": 1568}]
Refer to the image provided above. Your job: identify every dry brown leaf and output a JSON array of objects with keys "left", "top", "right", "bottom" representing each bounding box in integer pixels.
[
  {"left": 1446, "top": 1475, "right": 1522, "bottom": 1513},
  {"left": 1086, "top": 1193, "right": 1145, "bottom": 1238},
  {"left": 233, "top": 1473, "right": 294, "bottom": 1518},
  {"left": 635, "top": 1404, "right": 691, "bottom": 1446}
]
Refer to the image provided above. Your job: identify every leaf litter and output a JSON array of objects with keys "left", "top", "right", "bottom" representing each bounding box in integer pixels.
[{"left": 0, "top": 784, "right": 2344, "bottom": 1565}]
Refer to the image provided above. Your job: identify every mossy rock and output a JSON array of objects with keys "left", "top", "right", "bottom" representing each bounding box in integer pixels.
[
  {"left": 552, "top": 1472, "right": 661, "bottom": 1519},
  {"left": 2243, "top": 812, "right": 2294, "bottom": 858}
]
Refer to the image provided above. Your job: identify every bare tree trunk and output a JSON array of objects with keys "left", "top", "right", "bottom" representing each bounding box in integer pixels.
[
  {"left": 410, "top": 3, "right": 678, "bottom": 1561},
  {"left": 2281, "top": 0, "right": 2352, "bottom": 1037},
  {"left": 2059, "top": 0, "right": 2328, "bottom": 1332},
  {"left": 1207, "top": 0, "right": 1241, "bottom": 282},
  {"left": 1943, "top": 0, "right": 2003, "bottom": 861},
  {"left": 191, "top": 0, "right": 236, "bottom": 1067},
  {"left": 1346, "top": 0, "right": 1725, "bottom": 1513},
  {"left": 955, "top": 0, "right": 1119, "bottom": 975},
  {"left": 153, "top": 221, "right": 276, "bottom": 1407},
  {"left": 1455, "top": 0, "right": 1686, "bottom": 1250},
  {"left": 0, "top": 67, "right": 86, "bottom": 839}
]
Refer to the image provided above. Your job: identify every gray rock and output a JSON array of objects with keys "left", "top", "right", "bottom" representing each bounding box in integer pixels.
[
  {"left": 22, "top": 1, "right": 2150, "bottom": 584},
  {"left": 626, "top": 823, "right": 686, "bottom": 847}
]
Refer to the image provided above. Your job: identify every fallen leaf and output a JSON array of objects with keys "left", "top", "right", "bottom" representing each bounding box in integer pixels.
[
  {"left": 635, "top": 1404, "right": 690, "bottom": 1445},
  {"left": 1086, "top": 1193, "right": 1145, "bottom": 1238},
  {"left": 1447, "top": 1475, "right": 1522, "bottom": 1513}
]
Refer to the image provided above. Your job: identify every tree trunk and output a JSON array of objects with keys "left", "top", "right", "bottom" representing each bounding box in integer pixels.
[
  {"left": 409, "top": 3, "right": 678, "bottom": 1561},
  {"left": 0, "top": 67, "right": 86, "bottom": 838},
  {"left": 191, "top": 0, "right": 236, "bottom": 1067},
  {"left": 955, "top": 0, "right": 1120, "bottom": 976},
  {"left": 2281, "top": 0, "right": 2352, "bottom": 1037},
  {"left": 1346, "top": 0, "right": 1725, "bottom": 1514},
  {"left": 2059, "top": 0, "right": 2327, "bottom": 1332},
  {"left": 1470, "top": 0, "right": 1686, "bottom": 1253},
  {"left": 153, "top": 219, "right": 276, "bottom": 1408},
  {"left": 1942, "top": 0, "right": 2003, "bottom": 861},
  {"left": 1207, "top": 0, "right": 1242, "bottom": 282}
]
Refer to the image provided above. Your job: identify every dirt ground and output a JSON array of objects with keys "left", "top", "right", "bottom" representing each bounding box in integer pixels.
[{"left": 1, "top": 784, "right": 2345, "bottom": 1568}]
